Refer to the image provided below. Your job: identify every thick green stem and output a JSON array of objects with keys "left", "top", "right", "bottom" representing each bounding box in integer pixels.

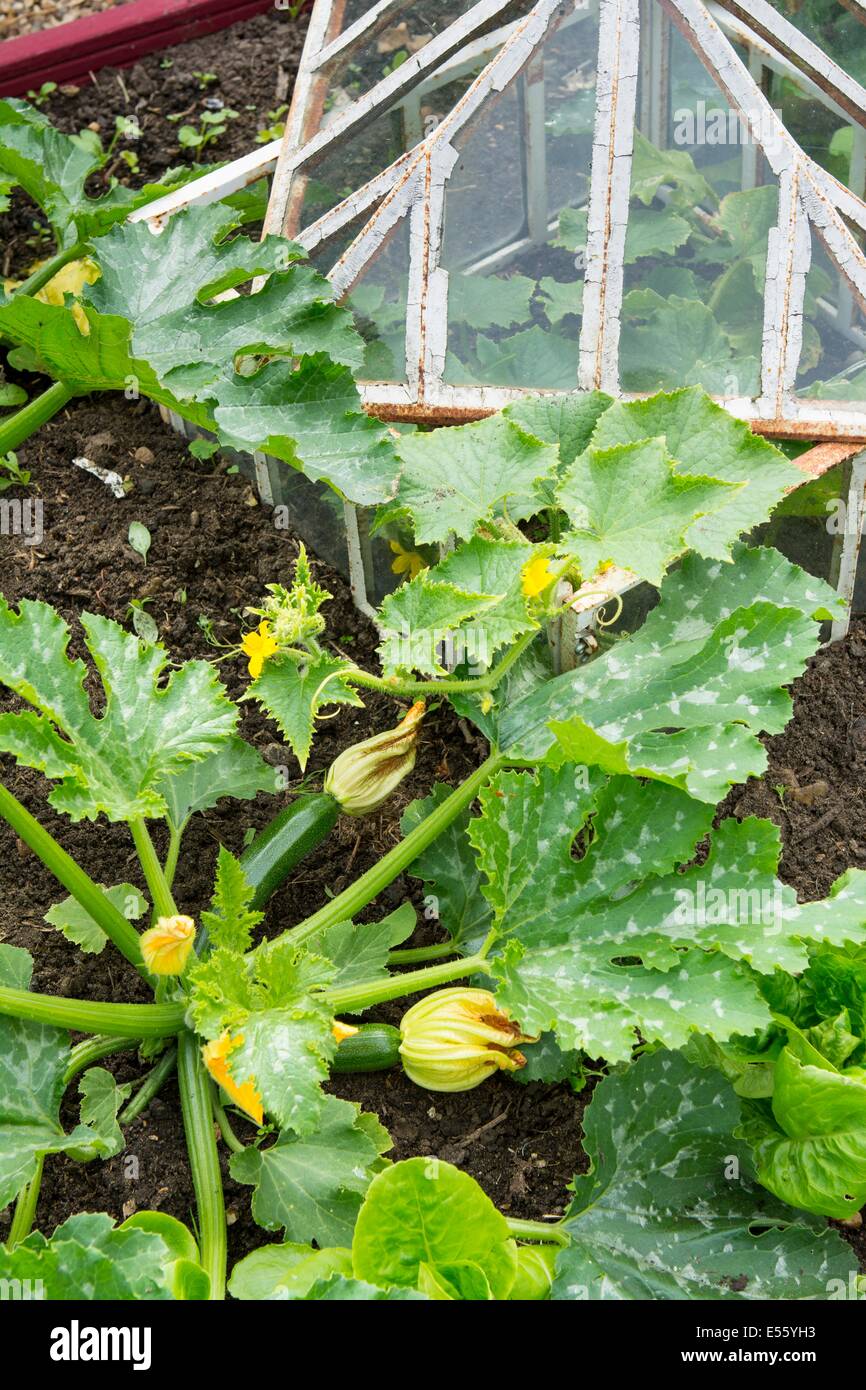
[
  {"left": 130, "top": 818, "right": 178, "bottom": 919},
  {"left": 64, "top": 1035, "right": 140, "bottom": 1085},
  {"left": 505, "top": 1217, "right": 569, "bottom": 1247},
  {"left": 177, "top": 1031, "right": 226, "bottom": 1301},
  {"left": 118, "top": 1045, "right": 178, "bottom": 1125},
  {"left": 0, "top": 381, "right": 74, "bottom": 453},
  {"left": 0, "top": 784, "right": 145, "bottom": 971},
  {"left": 325, "top": 952, "right": 490, "bottom": 1014},
  {"left": 388, "top": 941, "right": 458, "bottom": 965},
  {"left": 12, "top": 240, "right": 90, "bottom": 298},
  {"left": 8, "top": 1155, "right": 44, "bottom": 1247},
  {"left": 0, "top": 984, "right": 183, "bottom": 1037},
  {"left": 268, "top": 752, "right": 504, "bottom": 953},
  {"left": 346, "top": 631, "right": 538, "bottom": 699}
]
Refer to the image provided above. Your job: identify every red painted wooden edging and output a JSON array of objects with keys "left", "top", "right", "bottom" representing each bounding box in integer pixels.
[{"left": 0, "top": 0, "right": 279, "bottom": 97}]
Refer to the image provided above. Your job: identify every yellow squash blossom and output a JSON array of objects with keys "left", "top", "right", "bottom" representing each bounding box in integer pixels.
[
  {"left": 389, "top": 539, "right": 425, "bottom": 581},
  {"left": 201, "top": 1032, "right": 264, "bottom": 1126},
  {"left": 140, "top": 914, "right": 196, "bottom": 975},
  {"left": 332, "top": 1020, "right": 359, "bottom": 1044},
  {"left": 241, "top": 620, "right": 280, "bottom": 679},
  {"left": 521, "top": 552, "right": 555, "bottom": 599},
  {"left": 325, "top": 701, "right": 425, "bottom": 816},
  {"left": 5, "top": 257, "right": 99, "bottom": 335},
  {"left": 399, "top": 987, "right": 537, "bottom": 1092}
]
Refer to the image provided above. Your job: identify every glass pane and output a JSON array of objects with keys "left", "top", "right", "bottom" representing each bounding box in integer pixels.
[
  {"left": 618, "top": 22, "right": 773, "bottom": 398},
  {"left": 442, "top": 2, "right": 599, "bottom": 389},
  {"left": 321, "top": 2, "right": 522, "bottom": 105},
  {"left": 346, "top": 213, "right": 412, "bottom": 382},
  {"left": 765, "top": 1, "right": 866, "bottom": 88}
]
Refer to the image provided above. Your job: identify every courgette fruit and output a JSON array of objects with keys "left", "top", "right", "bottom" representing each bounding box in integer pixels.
[
  {"left": 332, "top": 1023, "right": 402, "bottom": 1074},
  {"left": 240, "top": 793, "right": 340, "bottom": 909}
]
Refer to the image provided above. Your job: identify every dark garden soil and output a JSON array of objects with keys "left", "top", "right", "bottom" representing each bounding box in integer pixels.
[{"left": 2, "top": 5, "right": 865, "bottom": 1282}]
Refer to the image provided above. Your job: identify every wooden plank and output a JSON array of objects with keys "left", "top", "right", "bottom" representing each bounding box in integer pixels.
[{"left": 0, "top": 0, "right": 277, "bottom": 97}]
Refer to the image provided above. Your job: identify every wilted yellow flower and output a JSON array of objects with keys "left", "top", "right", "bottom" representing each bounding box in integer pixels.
[
  {"left": 201, "top": 1031, "right": 264, "bottom": 1126},
  {"left": 140, "top": 914, "right": 196, "bottom": 975},
  {"left": 242, "top": 620, "right": 280, "bottom": 679},
  {"left": 521, "top": 552, "right": 554, "bottom": 599},
  {"left": 5, "top": 257, "right": 99, "bottom": 335},
  {"left": 399, "top": 987, "right": 536, "bottom": 1092},
  {"left": 390, "top": 539, "right": 425, "bottom": 581},
  {"left": 325, "top": 700, "right": 425, "bottom": 816},
  {"left": 332, "top": 1020, "right": 359, "bottom": 1044}
]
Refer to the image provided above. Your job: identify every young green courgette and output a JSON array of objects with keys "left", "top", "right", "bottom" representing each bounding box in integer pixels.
[
  {"left": 331, "top": 1023, "right": 402, "bottom": 1073},
  {"left": 240, "top": 793, "right": 340, "bottom": 909}
]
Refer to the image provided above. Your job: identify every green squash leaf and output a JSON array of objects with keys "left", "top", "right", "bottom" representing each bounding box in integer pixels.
[
  {"left": 554, "top": 1051, "right": 856, "bottom": 1299},
  {"left": 44, "top": 883, "right": 146, "bottom": 955},
  {"left": 231, "top": 1096, "right": 391, "bottom": 1246},
  {"left": 248, "top": 651, "right": 363, "bottom": 770},
  {"left": 0, "top": 1212, "right": 176, "bottom": 1299},
  {"left": 385, "top": 414, "right": 559, "bottom": 544},
  {"left": 0, "top": 599, "right": 237, "bottom": 822}
]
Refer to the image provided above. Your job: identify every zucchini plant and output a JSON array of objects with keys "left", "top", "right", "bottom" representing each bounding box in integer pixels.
[{"left": 1, "top": 373, "right": 866, "bottom": 1297}]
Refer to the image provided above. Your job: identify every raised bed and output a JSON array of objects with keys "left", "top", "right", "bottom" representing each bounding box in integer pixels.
[{"left": 0, "top": 0, "right": 280, "bottom": 96}]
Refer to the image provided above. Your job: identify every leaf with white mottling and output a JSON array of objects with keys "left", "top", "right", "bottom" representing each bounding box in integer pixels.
[
  {"left": 0, "top": 599, "right": 237, "bottom": 822},
  {"left": 553, "top": 1051, "right": 856, "bottom": 1300}
]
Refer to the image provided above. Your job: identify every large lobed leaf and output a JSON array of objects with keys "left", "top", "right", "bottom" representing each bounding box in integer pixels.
[
  {"left": 470, "top": 759, "right": 866, "bottom": 1064},
  {"left": 0, "top": 945, "right": 123, "bottom": 1210},
  {"left": 0, "top": 599, "right": 237, "bottom": 822},
  {"left": 0, "top": 1213, "right": 177, "bottom": 1299},
  {"left": 553, "top": 1051, "right": 856, "bottom": 1299},
  {"left": 230, "top": 1096, "right": 391, "bottom": 1248},
  {"left": 0, "top": 98, "right": 197, "bottom": 248},
  {"left": 498, "top": 545, "right": 843, "bottom": 801}
]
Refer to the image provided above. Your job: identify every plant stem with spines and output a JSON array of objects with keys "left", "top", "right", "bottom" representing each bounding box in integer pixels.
[
  {"left": 64, "top": 1035, "right": 140, "bottom": 1084},
  {"left": 131, "top": 818, "right": 178, "bottom": 919},
  {"left": 0, "top": 984, "right": 183, "bottom": 1036},
  {"left": 118, "top": 1045, "right": 178, "bottom": 1125},
  {"left": 8, "top": 1155, "right": 44, "bottom": 1247},
  {"left": 178, "top": 1031, "right": 227, "bottom": 1300}
]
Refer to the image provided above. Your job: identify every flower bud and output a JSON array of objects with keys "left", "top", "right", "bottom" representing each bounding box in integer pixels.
[
  {"left": 399, "top": 987, "right": 536, "bottom": 1092},
  {"left": 325, "top": 701, "right": 425, "bottom": 816},
  {"left": 201, "top": 1030, "right": 264, "bottom": 1126},
  {"left": 332, "top": 1020, "right": 359, "bottom": 1044},
  {"left": 140, "top": 914, "right": 196, "bottom": 975}
]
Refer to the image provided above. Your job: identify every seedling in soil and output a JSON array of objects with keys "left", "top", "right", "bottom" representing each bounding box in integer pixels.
[{"left": 176, "top": 108, "right": 240, "bottom": 153}]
